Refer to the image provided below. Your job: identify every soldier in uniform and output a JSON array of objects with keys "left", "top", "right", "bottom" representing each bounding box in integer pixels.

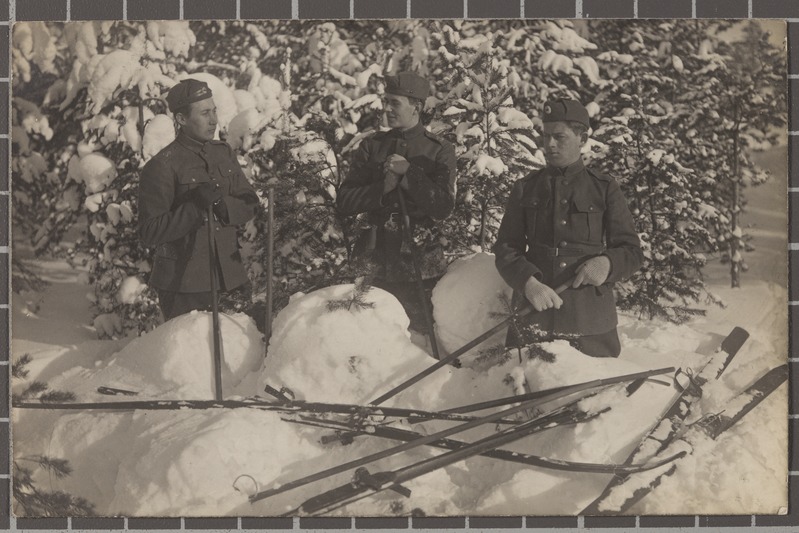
[
  {"left": 138, "top": 79, "right": 259, "bottom": 320},
  {"left": 494, "top": 98, "right": 643, "bottom": 357},
  {"left": 336, "top": 72, "right": 457, "bottom": 334}
]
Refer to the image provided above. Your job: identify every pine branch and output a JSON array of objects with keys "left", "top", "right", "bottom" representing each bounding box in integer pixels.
[
  {"left": 39, "top": 390, "right": 77, "bottom": 404},
  {"left": 21, "top": 381, "right": 48, "bottom": 400},
  {"left": 13, "top": 459, "right": 95, "bottom": 517},
  {"left": 473, "top": 343, "right": 512, "bottom": 367},
  {"left": 32, "top": 456, "right": 73, "bottom": 479},
  {"left": 326, "top": 277, "right": 375, "bottom": 312},
  {"left": 12, "top": 354, "right": 32, "bottom": 380}
]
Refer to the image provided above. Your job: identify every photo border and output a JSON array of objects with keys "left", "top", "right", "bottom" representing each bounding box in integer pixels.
[{"left": 3, "top": 0, "right": 797, "bottom": 531}]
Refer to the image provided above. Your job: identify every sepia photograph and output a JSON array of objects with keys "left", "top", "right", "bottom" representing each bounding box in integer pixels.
[{"left": 9, "top": 17, "right": 789, "bottom": 518}]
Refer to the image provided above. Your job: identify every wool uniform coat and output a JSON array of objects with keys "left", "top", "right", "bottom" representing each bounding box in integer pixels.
[
  {"left": 138, "top": 132, "right": 258, "bottom": 293},
  {"left": 494, "top": 158, "right": 643, "bottom": 337},
  {"left": 337, "top": 122, "right": 457, "bottom": 282}
]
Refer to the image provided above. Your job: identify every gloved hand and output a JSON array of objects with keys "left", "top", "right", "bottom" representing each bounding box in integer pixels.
[
  {"left": 382, "top": 170, "right": 408, "bottom": 194},
  {"left": 524, "top": 276, "right": 563, "bottom": 312},
  {"left": 384, "top": 154, "right": 410, "bottom": 176},
  {"left": 572, "top": 255, "right": 611, "bottom": 287},
  {"left": 192, "top": 182, "right": 224, "bottom": 210}
]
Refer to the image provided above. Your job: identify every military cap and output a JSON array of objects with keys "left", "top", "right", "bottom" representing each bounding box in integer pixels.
[
  {"left": 166, "top": 79, "right": 213, "bottom": 113},
  {"left": 385, "top": 72, "right": 429, "bottom": 100},
  {"left": 542, "top": 98, "right": 590, "bottom": 128}
]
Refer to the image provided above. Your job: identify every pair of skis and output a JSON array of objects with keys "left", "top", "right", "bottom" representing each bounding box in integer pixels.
[
  {"left": 247, "top": 366, "right": 677, "bottom": 510},
  {"left": 581, "top": 327, "right": 788, "bottom": 514}
]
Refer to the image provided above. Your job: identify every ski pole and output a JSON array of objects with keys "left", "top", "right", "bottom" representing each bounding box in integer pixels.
[
  {"left": 368, "top": 279, "right": 572, "bottom": 406},
  {"left": 207, "top": 206, "right": 224, "bottom": 401},
  {"left": 248, "top": 366, "right": 673, "bottom": 504},
  {"left": 265, "top": 184, "right": 275, "bottom": 346},
  {"left": 288, "top": 414, "right": 687, "bottom": 476},
  {"left": 395, "top": 186, "right": 440, "bottom": 361}
]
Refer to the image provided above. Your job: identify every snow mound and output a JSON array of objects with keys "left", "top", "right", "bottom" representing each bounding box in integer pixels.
[
  {"left": 262, "top": 284, "right": 434, "bottom": 405},
  {"left": 54, "top": 312, "right": 264, "bottom": 399},
  {"left": 432, "top": 253, "right": 513, "bottom": 367},
  {"left": 107, "top": 409, "right": 309, "bottom": 515}
]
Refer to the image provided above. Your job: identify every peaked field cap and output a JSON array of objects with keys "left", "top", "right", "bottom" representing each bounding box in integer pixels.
[
  {"left": 385, "top": 71, "right": 429, "bottom": 100},
  {"left": 166, "top": 79, "right": 213, "bottom": 113},
  {"left": 542, "top": 98, "right": 590, "bottom": 128}
]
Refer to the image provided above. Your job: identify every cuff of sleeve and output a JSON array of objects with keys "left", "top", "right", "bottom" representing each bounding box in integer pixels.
[
  {"left": 509, "top": 263, "right": 542, "bottom": 293},
  {"left": 404, "top": 164, "right": 425, "bottom": 195},
  {"left": 602, "top": 251, "right": 622, "bottom": 283}
]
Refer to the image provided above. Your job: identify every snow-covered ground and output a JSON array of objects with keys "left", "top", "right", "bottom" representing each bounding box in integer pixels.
[{"left": 11, "top": 146, "right": 789, "bottom": 517}]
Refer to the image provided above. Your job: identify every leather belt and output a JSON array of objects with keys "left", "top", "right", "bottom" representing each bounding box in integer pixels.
[{"left": 532, "top": 244, "right": 605, "bottom": 257}]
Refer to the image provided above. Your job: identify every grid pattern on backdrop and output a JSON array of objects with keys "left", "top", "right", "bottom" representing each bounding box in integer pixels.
[{"left": 3, "top": 0, "right": 798, "bottom": 530}]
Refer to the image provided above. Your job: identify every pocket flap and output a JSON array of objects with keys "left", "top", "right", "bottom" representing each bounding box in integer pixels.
[
  {"left": 572, "top": 196, "right": 604, "bottom": 213},
  {"left": 520, "top": 196, "right": 548, "bottom": 209},
  {"left": 177, "top": 167, "right": 211, "bottom": 185}
]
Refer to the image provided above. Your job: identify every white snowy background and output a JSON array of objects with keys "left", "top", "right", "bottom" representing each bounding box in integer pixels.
[{"left": 9, "top": 20, "right": 789, "bottom": 518}]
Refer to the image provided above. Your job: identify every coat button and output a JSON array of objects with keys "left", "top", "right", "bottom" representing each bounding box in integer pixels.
[
  {"left": 559, "top": 261, "right": 567, "bottom": 268},
  {"left": 560, "top": 198, "right": 567, "bottom": 205},
  {"left": 560, "top": 220, "right": 567, "bottom": 226},
  {"left": 559, "top": 240, "right": 568, "bottom": 247},
  {"left": 192, "top": 178, "right": 196, "bottom": 182},
  {"left": 563, "top": 180, "right": 570, "bottom": 186},
  {"left": 589, "top": 206, "right": 594, "bottom": 211}
]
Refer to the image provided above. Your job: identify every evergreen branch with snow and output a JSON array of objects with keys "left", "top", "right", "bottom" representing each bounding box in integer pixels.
[
  {"left": 326, "top": 277, "right": 375, "bottom": 312},
  {"left": 19, "top": 455, "right": 73, "bottom": 479},
  {"left": 12, "top": 354, "right": 32, "bottom": 380},
  {"left": 13, "top": 461, "right": 96, "bottom": 517},
  {"left": 474, "top": 344, "right": 512, "bottom": 368},
  {"left": 39, "top": 390, "right": 78, "bottom": 404}
]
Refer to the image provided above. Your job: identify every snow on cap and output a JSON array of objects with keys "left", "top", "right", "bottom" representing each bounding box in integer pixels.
[
  {"left": 166, "top": 79, "right": 213, "bottom": 113},
  {"left": 542, "top": 98, "right": 590, "bottom": 128},
  {"left": 385, "top": 72, "right": 429, "bottom": 101}
]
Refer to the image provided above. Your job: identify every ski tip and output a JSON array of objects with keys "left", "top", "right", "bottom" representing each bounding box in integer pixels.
[{"left": 721, "top": 327, "right": 749, "bottom": 354}]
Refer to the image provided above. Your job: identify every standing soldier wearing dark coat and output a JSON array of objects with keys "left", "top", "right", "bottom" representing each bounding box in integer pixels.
[
  {"left": 494, "top": 99, "right": 643, "bottom": 357},
  {"left": 138, "top": 79, "right": 259, "bottom": 320},
  {"left": 336, "top": 72, "right": 457, "bottom": 334}
]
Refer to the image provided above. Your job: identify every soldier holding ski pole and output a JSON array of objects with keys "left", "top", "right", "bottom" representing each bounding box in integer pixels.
[
  {"left": 337, "top": 72, "right": 457, "bottom": 355},
  {"left": 138, "top": 79, "right": 259, "bottom": 397},
  {"left": 494, "top": 99, "right": 644, "bottom": 357}
]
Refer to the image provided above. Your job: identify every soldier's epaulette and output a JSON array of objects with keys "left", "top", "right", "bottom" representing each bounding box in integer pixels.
[
  {"left": 424, "top": 130, "right": 448, "bottom": 146},
  {"left": 520, "top": 167, "right": 546, "bottom": 182},
  {"left": 586, "top": 167, "right": 613, "bottom": 182},
  {"left": 152, "top": 145, "right": 175, "bottom": 162}
]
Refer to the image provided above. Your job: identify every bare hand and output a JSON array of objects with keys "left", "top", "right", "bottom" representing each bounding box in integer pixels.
[
  {"left": 524, "top": 276, "right": 563, "bottom": 312},
  {"left": 384, "top": 154, "right": 410, "bottom": 176}
]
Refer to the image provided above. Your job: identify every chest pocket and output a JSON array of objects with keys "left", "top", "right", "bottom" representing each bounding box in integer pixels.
[
  {"left": 520, "top": 197, "right": 547, "bottom": 238},
  {"left": 176, "top": 165, "right": 211, "bottom": 189},
  {"left": 217, "top": 162, "right": 240, "bottom": 194},
  {"left": 570, "top": 196, "right": 605, "bottom": 242}
]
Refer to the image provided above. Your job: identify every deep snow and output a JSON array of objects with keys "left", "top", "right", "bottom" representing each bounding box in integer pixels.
[{"left": 11, "top": 146, "right": 789, "bottom": 517}]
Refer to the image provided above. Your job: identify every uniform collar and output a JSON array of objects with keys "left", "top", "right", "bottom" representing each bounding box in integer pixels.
[
  {"left": 548, "top": 157, "right": 585, "bottom": 178},
  {"left": 176, "top": 131, "right": 210, "bottom": 154},
  {"left": 390, "top": 121, "right": 425, "bottom": 140}
]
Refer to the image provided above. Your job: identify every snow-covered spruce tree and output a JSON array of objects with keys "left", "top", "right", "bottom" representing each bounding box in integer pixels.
[
  {"left": 424, "top": 22, "right": 540, "bottom": 253},
  {"left": 587, "top": 21, "right": 721, "bottom": 321},
  {"left": 12, "top": 21, "right": 208, "bottom": 337},
  {"left": 236, "top": 21, "right": 422, "bottom": 312},
  {"left": 690, "top": 22, "right": 787, "bottom": 287}
]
